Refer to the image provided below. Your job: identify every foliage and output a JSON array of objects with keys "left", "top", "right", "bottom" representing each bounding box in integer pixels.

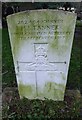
[
  {"left": 2, "top": 28, "right": 17, "bottom": 88},
  {"left": 34, "top": 2, "right": 63, "bottom": 9},
  {"left": 2, "top": 92, "right": 81, "bottom": 120},
  {"left": 76, "top": 20, "right": 82, "bottom": 27}
]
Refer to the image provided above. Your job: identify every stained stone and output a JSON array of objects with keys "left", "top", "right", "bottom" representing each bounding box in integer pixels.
[{"left": 7, "top": 10, "right": 77, "bottom": 101}]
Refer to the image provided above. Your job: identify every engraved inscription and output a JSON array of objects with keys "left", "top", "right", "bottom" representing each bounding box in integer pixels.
[
  {"left": 18, "top": 43, "right": 66, "bottom": 71},
  {"left": 13, "top": 19, "right": 71, "bottom": 40},
  {"left": 17, "top": 19, "right": 63, "bottom": 25}
]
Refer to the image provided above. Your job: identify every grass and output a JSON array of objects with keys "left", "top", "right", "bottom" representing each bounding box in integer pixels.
[
  {"left": 2, "top": 20, "right": 81, "bottom": 119},
  {"left": 67, "top": 27, "right": 80, "bottom": 90},
  {"left": 2, "top": 28, "right": 16, "bottom": 88},
  {"left": 2, "top": 89, "right": 81, "bottom": 120},
  {"left": 76, "top": 20, "right": 82, "bottom": 27}
]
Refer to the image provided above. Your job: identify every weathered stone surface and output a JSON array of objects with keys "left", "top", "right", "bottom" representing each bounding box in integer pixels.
[{"left": 7, "top": 10, "right": 76, "bottom": 100}]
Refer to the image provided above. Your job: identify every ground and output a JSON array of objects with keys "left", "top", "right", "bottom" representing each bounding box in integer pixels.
[{"left": 2, "top": 88, "right": 81, "bottom": 120}]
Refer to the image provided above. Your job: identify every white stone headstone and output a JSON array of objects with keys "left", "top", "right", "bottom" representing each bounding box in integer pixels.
[{"left": 7, "top": 10, "right": 76, "bottom": 101}]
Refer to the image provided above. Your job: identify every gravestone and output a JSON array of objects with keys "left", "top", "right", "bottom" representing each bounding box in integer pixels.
[{"left": 7, "top": 10, "right": 77, "bottom": 101}]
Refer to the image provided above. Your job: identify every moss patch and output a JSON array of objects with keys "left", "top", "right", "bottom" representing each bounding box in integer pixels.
[
  {"left": 18, "top": 81, "right": 65, "bottom": 101},
  {"left": 38, "top": 82, "right": 65, "bottom": 100},
  {"left": 50, "top": 14, "right": 76, "bottom": 55},
  {"left": 18, "top": 83, "right": 36, "bottom": 98}
]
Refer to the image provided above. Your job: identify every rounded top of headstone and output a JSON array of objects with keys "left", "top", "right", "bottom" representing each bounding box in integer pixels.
[{"left": 6, "top": 9, "right": 77, "bottom": 19}]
